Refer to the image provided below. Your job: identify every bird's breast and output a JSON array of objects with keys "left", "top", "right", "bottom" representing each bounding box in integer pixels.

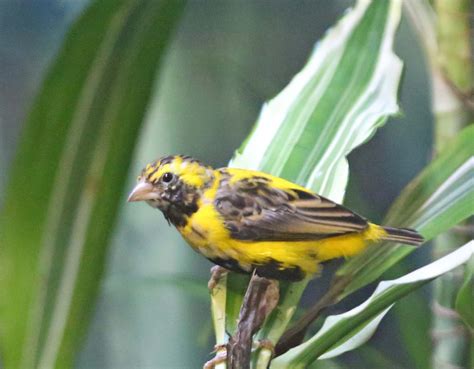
[{"left": 177, "top": 202, "right": 231, "bottom": 258}]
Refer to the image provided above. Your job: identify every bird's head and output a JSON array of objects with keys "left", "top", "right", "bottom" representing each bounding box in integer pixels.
[{"left": 128, "top": 155, "right": 214, "bottom": 225}]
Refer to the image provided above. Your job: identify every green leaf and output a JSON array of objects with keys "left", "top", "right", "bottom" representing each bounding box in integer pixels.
[
  {"left": 211, "top": 273, "right": 230, "bottom": 348},
  {"left": 208, "top": 0, "right": 405, "bottom": 366},
  {"left": 307, "top": 359, "right": 346, "bottom": 369},
  {"left": 231, "top": 0, "right": 402, "bottom": 203},
  {"left": 105, "top": 274, "right": 210, "bottom": 301},
  {"left": 0, "top": 1, "right": 185, "bottom": 368},
  {"left": 455, "top": 262, "right": 474, "bottom": 329},
  {"left": 251, "top": 0, "right": 404, "bottom": 363},
  {"left": 337, "top": 124, "right": 474, "bottom": 297},
  {"left": 393, "top": 280, "right": 431, "bottom": 369},
  {"left": 358, "top": 346, "right": 406, "bottom": 369},
  {"left": 271, "top": 242, "right": 473, "bottom": 368}
]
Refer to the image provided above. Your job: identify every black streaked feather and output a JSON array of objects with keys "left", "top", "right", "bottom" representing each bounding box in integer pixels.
[
  {"left": 209, "top": 257, "right": 305, "bottom": 281},
  {"left": 382, "top": 226, "right": 424, "bottom": 246},
  {"left": 215, "top": 169, "right": 368, "bottom": 242}
]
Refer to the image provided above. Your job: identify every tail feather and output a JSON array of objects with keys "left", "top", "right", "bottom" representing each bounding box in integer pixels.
[{"left": 382, "top": 226, "right": 424, "bottom": 246}]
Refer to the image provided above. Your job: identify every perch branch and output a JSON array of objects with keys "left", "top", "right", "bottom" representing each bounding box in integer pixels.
[{"left": 227, "top": 273, "right": 279, "bottom": 369}]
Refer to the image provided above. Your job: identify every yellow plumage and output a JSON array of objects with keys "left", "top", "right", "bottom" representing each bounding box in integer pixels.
[
  {"left": 179, "top": 181, "right": 386, "bottom": 275},
  {"left": 129, "top": 155, "right": 424, "bottom": 281}
]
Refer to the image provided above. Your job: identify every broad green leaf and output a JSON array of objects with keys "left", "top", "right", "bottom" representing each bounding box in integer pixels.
[
  {"left": 358, "top": 346, "right": 406, "bottom": 369},
  {"left": 307, "top": 359, "right": 346, "bottom": 369},
  {"left": 251, "top": 0, "right": 404, "bottom": 363},
  {"left": 455, "top": 261, "right": 473, "bottom": 329},
  {"left": 105, "top": 274, "right": 210, "bottom": 301},
  {"left": 407, "top": 0, "right": 473, "bottom": 366},
  {"left": 208, "top": 0, "right": 404, "bottom": 366},
  {"left": 393, "top": 280, "right": 431, "bottom": 369},
  {"left": 230, "top": 0, "right": 402, "bottom": 204},
  {"left": 271, "top": 242, "right": 473, "bottom": 368},
  {"left": 277, "top": 123, "right": 474, "bottom": 366},
  {"left": 337, "top": 124, "right": 474, "bottom": 297},
  {"left": 0, "top": 1, "right": 185, "bottom": 368}
]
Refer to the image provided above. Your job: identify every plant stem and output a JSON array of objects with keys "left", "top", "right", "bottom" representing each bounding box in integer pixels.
[
  {"left": 403, "top": 1, "right": 473, "bottom": 367},
  {"left": 431, "top": 1, "right": 473, "bottom": 368},
  {"left": 432, "top": 0, "right": 473, "bottom": 367}
]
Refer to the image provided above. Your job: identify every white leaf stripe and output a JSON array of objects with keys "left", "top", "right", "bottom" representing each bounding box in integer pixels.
[
  {"left": 230, "top": 0, "right": 402, "bottom": 204},
  {"left": 415, "top": 158, "right": 474, "bottom": 219},
  {"left": 399, "top": 158, "right": 474, "bottom": 229},
  {"left": 35, "top": 5, "right": 139, "bottom": 369},
  {"left": 275, "top": 5, "right": 391, "bottom": 193},
  {"left": 223, "top": 0, "right": 405, "bottom": 367},
  {"left": 307, "top": 3, "right": 402, "bottom": 200},
  {"left": 229, "top": 0, "right": 371, "bottom": 173},
  {"left": 318, "top": 307, "right": 391, "bottom": 360},
  {"left": 336, "top": 128, "right": 474, "bottom": 291},
  {"left": 273, "top": 242, "right": 473, "bottom": 366},
  {"left": 24, "top": 6, "right": 135, "bottom": 369}
]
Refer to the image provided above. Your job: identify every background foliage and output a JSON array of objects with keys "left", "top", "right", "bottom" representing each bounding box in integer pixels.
[{"left": 1, "top": 0, "right": 469, "bottom": 368}]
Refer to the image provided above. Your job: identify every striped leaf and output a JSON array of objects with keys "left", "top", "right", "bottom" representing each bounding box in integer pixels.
[
  {"left": 271, "top": 242, "right": 473, "bottom": 368},
  {"left": 230, "top": 0, "right": 402, "bottom": 203},
  {"left": 337, "top": 124, "right": 474, "bottom": 296},
  {"left": 455, "top": 261, "right": 474, "bottom": 329},
  {"left": 274, "top": 124, "right": 474, "bottom": 364},
  {"left": 209, "top": 0, "right": 404, "bottom": 367},
  {"left": 0, "top": 1, "right": 184, "bottom": 368}
]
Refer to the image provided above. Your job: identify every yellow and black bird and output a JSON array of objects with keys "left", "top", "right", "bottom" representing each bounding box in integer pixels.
[{"left": 128, "top": 155, "right": 423, "bottom": 281}]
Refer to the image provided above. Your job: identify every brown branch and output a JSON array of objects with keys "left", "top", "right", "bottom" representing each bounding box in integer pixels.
[{"left": 227, "top": 274, "right": 279, "bottom": 369}]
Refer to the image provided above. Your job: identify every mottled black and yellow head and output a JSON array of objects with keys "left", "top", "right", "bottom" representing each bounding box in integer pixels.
[{"left": 128, "top": 155, "right": 214, "bottom": 226}]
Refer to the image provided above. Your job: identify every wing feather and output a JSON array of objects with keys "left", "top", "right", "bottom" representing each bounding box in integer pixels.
[{"left": 215, "top": 169, "right": 368, "bottom": 241}]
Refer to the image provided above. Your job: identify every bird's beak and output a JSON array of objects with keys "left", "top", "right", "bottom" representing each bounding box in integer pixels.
[{"left": 127, "top": 181, "right": 157, "bottom": 202}]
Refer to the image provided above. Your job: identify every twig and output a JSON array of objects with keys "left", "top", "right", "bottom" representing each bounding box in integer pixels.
[{"left": 227, "top": 273, "right": 279, "bottom": 369}]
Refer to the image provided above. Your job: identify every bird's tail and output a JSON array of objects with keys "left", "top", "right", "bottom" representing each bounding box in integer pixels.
[{"left": 381, "top": 226, "right": 424, "bottom": 246}]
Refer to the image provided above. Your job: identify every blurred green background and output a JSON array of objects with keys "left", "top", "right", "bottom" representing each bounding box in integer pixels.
[{"left": 0, "top": 1, "right": 433, "bottom": 368}]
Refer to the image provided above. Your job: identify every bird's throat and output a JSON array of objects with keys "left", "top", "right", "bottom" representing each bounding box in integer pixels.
[{"left": 161, "top": 188, "right": 200, "bottom": 227}]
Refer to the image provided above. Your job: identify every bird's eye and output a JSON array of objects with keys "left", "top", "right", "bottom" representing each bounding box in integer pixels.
[{"left": 162, "top": 172, "right": 174, "bottom": 183}]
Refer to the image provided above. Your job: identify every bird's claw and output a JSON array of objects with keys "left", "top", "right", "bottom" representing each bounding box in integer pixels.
[
  {"left": 255, "top": 339, "right": 275, "bottom": 353},
  {"left": 208, "top": 266, "right": 229, "bottom": 290},
  {"left": 203, "top": 344, "right": 227, "bottom": 369}
]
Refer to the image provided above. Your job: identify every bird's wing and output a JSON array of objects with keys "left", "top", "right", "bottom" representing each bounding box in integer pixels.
[{"left": 215, "top": 171, "right": 368, "bottom": 242}]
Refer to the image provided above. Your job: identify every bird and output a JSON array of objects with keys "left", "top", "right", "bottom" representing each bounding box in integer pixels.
[{"left": 128, "top": 155, "right": 424, "bottom": 281}]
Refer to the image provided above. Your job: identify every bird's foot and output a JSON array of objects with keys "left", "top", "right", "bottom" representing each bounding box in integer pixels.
[
  {"left": 208, "top": 266, "right": 229, "bottom": 290},
  {"left": 203, "top": 344, "right": 227, "bottom": 369},
  {"left": 255, "top": 339, "right": 275, "bottom": 354},
  {"left": 264, "top": 279, "right": 280, "bottom": 315}
]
